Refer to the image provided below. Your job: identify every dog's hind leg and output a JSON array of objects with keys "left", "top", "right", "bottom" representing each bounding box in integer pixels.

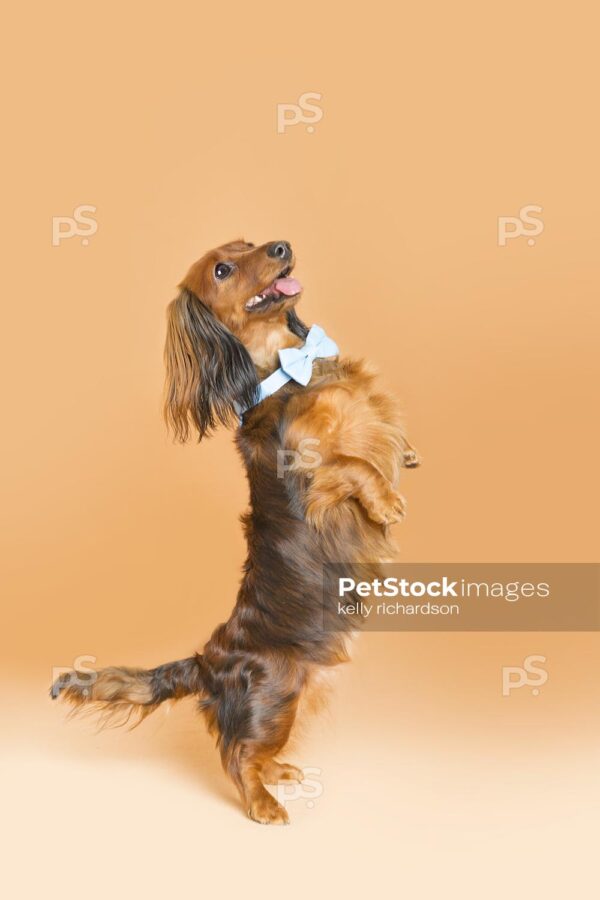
[
  {"left": 213, "top": 659, "right": 302, "bottom": 825},
  {"left": 228, "top": 743, "right": 294, "bottom": 825}
]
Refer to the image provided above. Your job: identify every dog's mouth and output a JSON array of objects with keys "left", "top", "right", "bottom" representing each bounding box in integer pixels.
[{"left": 245, "top": 267, "right": 302, "bottom": 312}]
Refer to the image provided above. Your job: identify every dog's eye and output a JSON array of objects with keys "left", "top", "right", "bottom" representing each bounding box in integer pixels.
[{"left": 214, "top": 262, "right": 233, "bottom": 280}]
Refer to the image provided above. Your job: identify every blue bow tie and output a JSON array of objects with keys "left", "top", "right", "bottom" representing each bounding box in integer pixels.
[
  {"left": 239, "top": 324, "right": 339, "bottom": 416},
  {"left": 277, "top": 325, "right": 339, "bottom": 387}
]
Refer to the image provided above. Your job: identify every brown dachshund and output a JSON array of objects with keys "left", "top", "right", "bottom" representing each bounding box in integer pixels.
[{"left": 52, "top": 239, "right": 419, "bottom": 824}]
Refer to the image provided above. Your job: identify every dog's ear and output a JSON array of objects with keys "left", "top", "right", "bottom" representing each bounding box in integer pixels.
[
  {"left": 164, "top": 288, "right": 259, "bottom": 441},
  {"left": 286, "top": 308, "right": 309, "bottom": 340}
]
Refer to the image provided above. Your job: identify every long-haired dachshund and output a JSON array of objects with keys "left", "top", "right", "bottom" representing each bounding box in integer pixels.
[{"left": 52, "top": 239, "right": 419, "bottom": 824}]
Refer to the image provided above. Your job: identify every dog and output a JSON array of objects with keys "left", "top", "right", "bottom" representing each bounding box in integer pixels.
[{"left": 52, "top": 238, "right": 419, "bottom": 824}]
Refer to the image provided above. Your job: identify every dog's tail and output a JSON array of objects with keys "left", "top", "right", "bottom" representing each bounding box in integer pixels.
[{"left": 50, "top": 654, "right": 207, "bottom": 729}]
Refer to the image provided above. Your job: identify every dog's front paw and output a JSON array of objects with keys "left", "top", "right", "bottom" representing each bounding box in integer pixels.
[
  {"left": 367, "top": 489, "right": 407, "bottom": 526},
  {"left": 402, "top": 449, "right": 421, "bottom": 468}
]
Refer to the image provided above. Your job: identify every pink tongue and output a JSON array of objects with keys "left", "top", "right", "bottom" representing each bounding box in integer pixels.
[{"left": 274, "top": 276, "right": 302, "bottom": 296}]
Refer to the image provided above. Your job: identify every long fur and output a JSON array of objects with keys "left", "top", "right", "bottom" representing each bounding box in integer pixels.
[
  {"left": 164, "top": 288, "right": 259, "bottom": 441},
  {"left": 53, "top": 238, "right": 419, "bottom": 825}
]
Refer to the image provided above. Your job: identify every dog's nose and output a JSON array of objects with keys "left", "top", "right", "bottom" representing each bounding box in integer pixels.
[{"left": 267, "top": 241, "right": 292, "bottom": 261}]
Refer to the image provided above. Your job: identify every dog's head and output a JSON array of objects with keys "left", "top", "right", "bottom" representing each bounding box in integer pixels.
[{"left": 164, "top": 239, "right": 308, "bottom": 441}]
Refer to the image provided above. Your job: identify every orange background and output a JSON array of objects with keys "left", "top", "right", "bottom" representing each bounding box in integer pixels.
[{"left": 1, "top": 1, "right": 598, "bottom": 897}]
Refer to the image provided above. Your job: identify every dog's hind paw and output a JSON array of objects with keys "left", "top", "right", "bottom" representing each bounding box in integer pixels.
[
  {"left": 248, "top": 791, "right": 290, "bottom": 825},
  {"left": 261, "top": 760, "right": 304, "bottom": 784}
]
